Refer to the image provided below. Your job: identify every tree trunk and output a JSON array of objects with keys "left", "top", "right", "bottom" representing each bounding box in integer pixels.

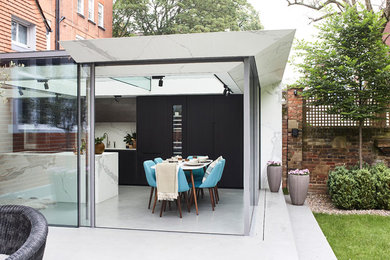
[{"left": 359, "top": 120, "right": 363, "bottom": 169}]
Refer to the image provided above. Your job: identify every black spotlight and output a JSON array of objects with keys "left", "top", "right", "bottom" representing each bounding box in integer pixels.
[
  {"left": 152, "top": 76, "right": 165, "bottom": 87},
  {"left": 114, "top": 95, "right": 121, "bottom": 102},
  {"left": 223, "top": 85, "right": 232, "bottom": 96},
  {"left": 18, "top": 87, "right": 24, "bottom": 96},
  {"left": 37, "top": 79, "right": 49, "bottom": 90}
]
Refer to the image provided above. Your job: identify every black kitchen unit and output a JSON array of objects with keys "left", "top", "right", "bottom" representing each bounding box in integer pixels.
[
  {"left": 105, "top": 149, "right": 137, "bottom": 185},
  {"left": 137, "top": 95, "right": 243, "bottom": 188}
]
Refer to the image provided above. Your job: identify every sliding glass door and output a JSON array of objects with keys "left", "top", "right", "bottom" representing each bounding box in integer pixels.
[{"left": 0, "top": 55, "right": 79, "bottom": 226}]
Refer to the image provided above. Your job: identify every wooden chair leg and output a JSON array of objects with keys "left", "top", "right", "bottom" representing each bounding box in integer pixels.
[
  {"left": 152, "top": 188, "right": 158, "bottom": 213},
  {"left": 196, "top": 189, "right": 200, "bottom": 200},
  {"left": 183, "top": 191, "right": 190, "bottom": 212},
  {"left": 148, "top": 187, "right": 154, "bottom": 209},
  {"left": 201, "top": 188, "right": 204, "bottom": 199},
  {"left": 160, "top": 200, "right": 166, "bottom": 217},
  {"left": 214, "top": 187, "right": 219, "bottom": 204},
  {"left": 177, "top": 196, "right": 182, "bottom": 218},
  {"left": 209, "top": 188, "right": 215, "bottom": 211},
  {"left": 215, "top": 186, "right": 220, "bottom": 202},
  {"left": 168, "top": 201, "right": 171, "bottom": 211}
]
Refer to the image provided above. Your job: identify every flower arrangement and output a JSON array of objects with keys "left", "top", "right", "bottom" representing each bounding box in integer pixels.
[
  {"left": 267, "top": 160, "right": 281, "bottom": 166},
  {"left": 288, "top": 169, "right": 310, "bottom": 175}
]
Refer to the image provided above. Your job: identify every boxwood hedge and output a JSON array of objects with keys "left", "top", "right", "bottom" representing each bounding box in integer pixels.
[{"left": 327, "top": 163, "right": 390, "bottom": 210}]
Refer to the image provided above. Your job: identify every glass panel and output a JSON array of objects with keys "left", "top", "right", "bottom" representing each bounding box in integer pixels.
[
  {"left": 109, "top": 77, "right": 151, "bottom": 91},
  {"left": 0, "top": 57, "right": 78, "bottom": 226},
  {"left": 18, "top": 24, "right": 27, "bottom": 45},
  {"left": 98, "top": 4, "right": 103, "bottom": 27},
  {"left": 11, "top": 21, "right": 17, "bottom": 41},
  {"left": 172, "top": 105, "right": 182, "bottom": 156}
]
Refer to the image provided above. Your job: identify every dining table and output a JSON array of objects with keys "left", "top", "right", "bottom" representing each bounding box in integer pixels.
[{"left": 151, "top": 159, "right": 212, "bottom": 215}]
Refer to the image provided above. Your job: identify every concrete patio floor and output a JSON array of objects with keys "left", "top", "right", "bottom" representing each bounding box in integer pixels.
[{"left": 44, "top": 189, "right": 335, "bottom": 260}]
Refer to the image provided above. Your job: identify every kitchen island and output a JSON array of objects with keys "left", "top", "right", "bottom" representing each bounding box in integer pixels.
[{"left": 0, "top": 151, "right": 118, "bottom": 203}]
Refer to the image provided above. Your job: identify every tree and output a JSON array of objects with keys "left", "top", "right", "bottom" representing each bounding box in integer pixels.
[
  {"left": 113, "top": 0, "right": 262, "bottom": 37},
  {"left": 286, "top": 0, "right": 390, "bottom": 25},
  {"left": 294, "top": 6, "right": 390, "bottom": 168}
]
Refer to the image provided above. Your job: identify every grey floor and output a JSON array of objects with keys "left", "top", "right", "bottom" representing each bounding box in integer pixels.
[{"left": 96, "top": 185, "right": 244, "bottom": 234}]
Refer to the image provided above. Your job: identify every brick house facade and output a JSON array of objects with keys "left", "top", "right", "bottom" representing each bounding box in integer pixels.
[{"left": 0, "top": 0, "right": 112, "bottom": 53}]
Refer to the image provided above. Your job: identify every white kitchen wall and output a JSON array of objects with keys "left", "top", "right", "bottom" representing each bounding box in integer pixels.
[{"left": 95, "top": 122, "right": 136, "bottom": 149}]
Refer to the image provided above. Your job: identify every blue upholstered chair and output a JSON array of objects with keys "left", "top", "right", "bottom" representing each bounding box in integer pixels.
[
  {"left": 157, "top": 167, "right": 191, "bottom": 218},
  {"left": 214, "top": 158, "right": 226, "bottom": 203},
  {"left": 190, "top": 160, "right": 225, "bottom": 211},
  {"left": 154, "top": 157, "right": 163, "bottom": 164},
  {"left": 143, "top": 160, "right": 156, "bottom": 210}
]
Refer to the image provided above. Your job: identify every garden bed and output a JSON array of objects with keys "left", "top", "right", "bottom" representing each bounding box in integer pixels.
[{"left": 307, "top": 193, "right": 390, "bottom": 216}]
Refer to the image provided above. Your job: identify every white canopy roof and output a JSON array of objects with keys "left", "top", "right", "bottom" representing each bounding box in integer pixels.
[{"left": 60, "top": 30, "right": 295, "bottom": 89}]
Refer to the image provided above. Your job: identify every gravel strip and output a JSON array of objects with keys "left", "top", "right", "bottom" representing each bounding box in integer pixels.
[{"left": 306, "top": 193, "right": 390, "bottom": 216}]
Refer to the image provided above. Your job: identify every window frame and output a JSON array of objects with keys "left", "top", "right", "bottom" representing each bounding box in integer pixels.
[
  {"left": 11, "top": 17, "right": 36, "bottom": 51},
  {"left": 98, "top": 3, "right": 104, "bottom": 28}
]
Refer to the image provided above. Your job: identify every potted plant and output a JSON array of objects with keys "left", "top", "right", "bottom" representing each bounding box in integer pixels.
[
  {"left": 123, "top": 132, "right": 136, "bottom": 148},
  {"left": 267, "top": 160, "right": 282, "bottom": 192},
  {"left": 288, "top": 169, "right": 310, "bottom": 205},
  {"left": 95, "top": 135, "right": 106, "bottom": 154}
]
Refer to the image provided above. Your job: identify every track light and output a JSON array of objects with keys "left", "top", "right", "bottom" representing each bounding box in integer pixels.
[
  {"left": 18, "top": 87, "right": 24, "bottom": 96},
  {"left": 223, "top": 85, "right": 232, "bottom": 96},
  {"left": 114, "top": 95, "right": 121, "bottom": 102},
  {"left": 37, "top": 79, "right": 49, "bottom": 90},
  {"left": 152, "top": 76, "right": 165, "bottom": 87}
]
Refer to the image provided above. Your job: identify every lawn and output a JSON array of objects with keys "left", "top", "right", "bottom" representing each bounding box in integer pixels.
[{"left": 314, "top": 213, "right": 390, "bottom": 260}]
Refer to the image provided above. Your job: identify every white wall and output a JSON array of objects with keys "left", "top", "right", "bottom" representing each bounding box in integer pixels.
[
  {"left": 95, "top": 122, "right": 136, "bottom": 149},
  {"left": 260, "top": 83, "right": 283, "bottom": 189}
]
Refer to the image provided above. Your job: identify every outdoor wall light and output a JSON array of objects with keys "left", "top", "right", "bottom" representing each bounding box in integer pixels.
[
  {"left": 152, "top": 76, "right": 165, "bottom": 87},
  {"left": 292, "top": 128, "right": 299, "bottom": 137},
  {"left": 294, "top": 89, "right": 298, "bottom": 96}
]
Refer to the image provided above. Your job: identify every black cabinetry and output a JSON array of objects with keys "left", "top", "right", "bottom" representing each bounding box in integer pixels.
[{"left": 137, "top": 95, "right": 243, "bottom": 188}]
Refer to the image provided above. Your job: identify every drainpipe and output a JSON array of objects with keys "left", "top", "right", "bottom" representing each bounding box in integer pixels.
[{"left": 55, "top": 0, "right": 60, "bottom": 50}]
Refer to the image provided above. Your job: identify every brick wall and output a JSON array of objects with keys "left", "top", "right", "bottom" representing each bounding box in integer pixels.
[
  {"left": 282, "top": 88, "right": 390, "bottom": 193},
  {"left": 384, "top": 21, "right": 390, "bottom": 47},
  {"left": 0, "top": 0, "right": 47, "bottom": 52},
  {"left": 40, "top": 0, "right": 113, "bottom": 47},
  {"left": 0, "top": 0, "right": 113, "bottom": 53},
  {"left": 13, "top": 132, "right": 77, "bottom": 152}
]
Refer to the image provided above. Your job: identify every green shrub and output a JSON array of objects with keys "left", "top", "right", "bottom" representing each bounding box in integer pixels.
[
  {"left": 328, "top": 166, "right": 358, "bottom": 209},
  {"left": 327, "top": 163, "right": 390, "bottom": 210},
  {"left": 371, "top": 163, "right": 390, "bottom": 210}
]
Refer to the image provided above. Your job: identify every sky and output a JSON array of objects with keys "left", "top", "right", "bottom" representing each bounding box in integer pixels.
[
  {"left": 247, "top": 0, "right": 387, "bottom": 84},
  {"left": 247, "top": 0, "right": 320, "bottom": 84}
]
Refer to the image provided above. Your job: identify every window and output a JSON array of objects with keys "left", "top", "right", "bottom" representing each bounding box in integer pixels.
[
  {"left": 11, "top": 18, "right": 36, "bottom": 51},
  {"left": 98, "top": 3, "right": 104, "bottom": 28},
  {"left": 76, "top": 35, "right": 85, "bottom": 40},
  {"left": 88, "top": 0, "right": 94, "bottom": 21},
  {"left": 77, "top": 0, "right": 84, "bottom": 15}
]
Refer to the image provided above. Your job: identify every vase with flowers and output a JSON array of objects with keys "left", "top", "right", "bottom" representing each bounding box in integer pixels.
[
  {"left": 267, "top": 160, "right": 282, "bottom": 192},
  {"left": 288, "top": 169, "right": 310, "bottom": 205}
]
